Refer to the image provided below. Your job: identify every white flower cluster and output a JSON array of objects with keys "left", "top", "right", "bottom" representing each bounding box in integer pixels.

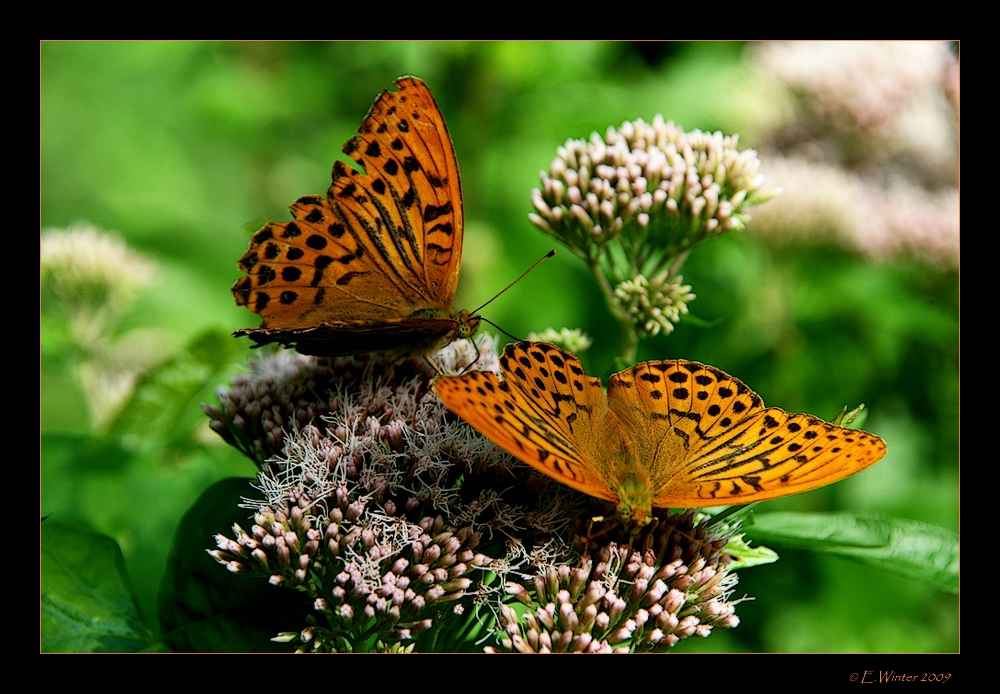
[
  {"left": 490, "top": 541, "right": 740, "bottom": 653},
  {"left": 525, "top": 327, "right": 593, "bottom": 354},
  {"left": 750, "top": 156, "right": 958, "bottom": 268},
  {"left": 42, "top": 221, "right": 157, "bottom": 317},
  {"left": 612, "top": 272, "right": 695, "bottom": 339},
  {"left": 757, "top": 41, "right": 955, "bottom": 156},
  {"left": 530, "top": 115, "right": 772, "bottom": 261}
]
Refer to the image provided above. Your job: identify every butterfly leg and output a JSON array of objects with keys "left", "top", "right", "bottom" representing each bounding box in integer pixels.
[
  {"left": 424, "top": 354, "right": 444, "bottom": 376},
  {"left": 575, "top": 514, "right": 624, "bottom": 556}
]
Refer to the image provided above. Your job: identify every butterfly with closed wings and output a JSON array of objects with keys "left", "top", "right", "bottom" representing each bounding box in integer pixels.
[{"left": 233, "top": 76, "right": 478, "bottom": 359}]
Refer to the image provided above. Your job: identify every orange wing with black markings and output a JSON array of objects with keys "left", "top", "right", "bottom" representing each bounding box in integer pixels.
[
  {"left": 232, "top": 76, "right": 477, "bottom": 358},
  {"left": 435, "top": 341, "right": 888, "bottom": 527}
]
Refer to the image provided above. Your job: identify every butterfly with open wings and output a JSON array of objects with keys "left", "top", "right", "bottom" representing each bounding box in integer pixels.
[{"left": 435, "top": 341, "right": 887, "bottom": 528}]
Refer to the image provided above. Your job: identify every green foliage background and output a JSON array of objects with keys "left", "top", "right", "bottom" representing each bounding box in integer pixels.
[{"left": 41, "top": 41, "right": 958, "bottom": 652}]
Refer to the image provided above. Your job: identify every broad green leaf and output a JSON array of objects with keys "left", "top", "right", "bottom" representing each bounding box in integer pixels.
[
  {"left": 109, "top": 329, "right": 241, "bottom": 448},
  {"left": 700, "top": 505, "right": 779, "bottom": 570},
  {"left": 42, "top": 524, "right": 158, "bottom": 652},
  {"left": 745, "top": 512, "right": 958, "bottom": 594}
]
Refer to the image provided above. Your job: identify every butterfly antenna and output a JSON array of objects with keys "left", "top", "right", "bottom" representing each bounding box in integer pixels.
[
  {"left": 471, "top": 249, "right": 556, "bottom": 315},
  {"left": 480, "top": 318, "right": 520, "bottom": 342}
]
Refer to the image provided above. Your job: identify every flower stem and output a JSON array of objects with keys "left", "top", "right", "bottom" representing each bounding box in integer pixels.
[{"left": 589, "top": 256, "right": 638, "bottom": 363}]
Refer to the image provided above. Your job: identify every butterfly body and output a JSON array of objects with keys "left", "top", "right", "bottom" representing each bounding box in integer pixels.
[
  {"left": 609, "top": 467, "right": 656, "bottom": 527},
  {"left": 434, "top": 341, "right": 887, "bottom": 529},
  {"left": 233, "top": 77, "right": 475, "bottom": 359}
]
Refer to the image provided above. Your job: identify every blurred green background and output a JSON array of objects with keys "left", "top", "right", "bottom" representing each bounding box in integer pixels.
[{"left": 41, "top": 41, "right": 958, "bottom": 652}]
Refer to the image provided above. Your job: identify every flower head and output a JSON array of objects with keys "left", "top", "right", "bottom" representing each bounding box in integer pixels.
[
  {"left": 207, "top": 337, "right": 748, "bottom": 651},
  {"left": 41, "top": 222, "right": 163, "bottom": 427},
  {"left": 743, "top": 42, "right": 958, "bottom": 269},
  {"left": 749, "top": 156, "right": 958, "bottom": 268},
  {"left": 488, "top": 511, "right": 742, "bottom": 653},
  {"left": 755, "top": 41, "right": 957, "bottom": 179},
  {"left": 42, "top": 222, "right": 158, "bottom": 326},
  {"left": 210, "top": 490, "right": 492, "bottom": 652},
  {"left": 531, "top": 116, "right": 775, "bottom": 272},
  {"left": 529, "top": 118, "right": 777, "bottom": 360},
  {"left": 612, "top": 272, "right": 695, "bottom": 339}
]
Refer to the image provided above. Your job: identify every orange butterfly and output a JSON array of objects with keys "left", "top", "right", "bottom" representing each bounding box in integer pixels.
[
  {"left": 434, "top": 341, "right": 887, "bottom": 528},
  {"left": 232, "top": 76, "right": 478, "bottom": 359}
]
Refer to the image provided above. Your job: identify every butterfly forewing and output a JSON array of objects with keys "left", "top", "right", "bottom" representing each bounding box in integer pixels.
[
  {"left": 499, "top": 343, "right": 606, "bottom": 443},
  {"left": 434, "top": 343, "right": 617, "bottom": 502},
  {"left": 232, "top": 77, "right": 472, "bottom": 358},
  {"left": 615, "top": 359, "right": 888, "bottom": 507},
  {"left": 679, "top": 409, "right": 887, "bottom": 505},
  {"left": 334, "top": 76, "right": 463, "bottom": 305}
]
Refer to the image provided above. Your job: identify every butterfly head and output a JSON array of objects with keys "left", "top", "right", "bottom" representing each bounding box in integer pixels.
[{"left": 453, "top": 308, "right": 481, "bottom": 339}]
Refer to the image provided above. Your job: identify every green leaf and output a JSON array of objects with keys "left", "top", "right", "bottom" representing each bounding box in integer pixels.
[
  {"left": 744, "top": 512, "right": 958, "bottom": 594},
  {"left": 723, "top": 533, "right": 780, "bottom": 570},
  {"left": 697, "top": 505, "right": 780, "bottom": 570},
  {"left": 42, "top": 524, "right": 159, "bottom": 652},
  {"left": 831, "top": 403, "right": 869, "bottom": 429},
  {"left": 108, "top": 329, "right": 241, "bottom": 448},
  {"left": 675, "top": 312, "right": 724, "bottom": 329},
  {"left": 157, "top": 478, "right": 313, "bottom": 652}
]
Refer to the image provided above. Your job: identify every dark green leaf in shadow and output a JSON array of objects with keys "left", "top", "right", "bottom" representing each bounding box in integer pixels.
[
  {"left": 43, "top": 431, "right": 135, "bottom": 473},
  {"left": 744, "top": 511, "right": 958, "bottom": 594},
  {"left": 158, "top": 478, "right": 312, "bottom": 652},
  {"left": 42, "top": 524, "right": 159, "bottom": 652}
]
